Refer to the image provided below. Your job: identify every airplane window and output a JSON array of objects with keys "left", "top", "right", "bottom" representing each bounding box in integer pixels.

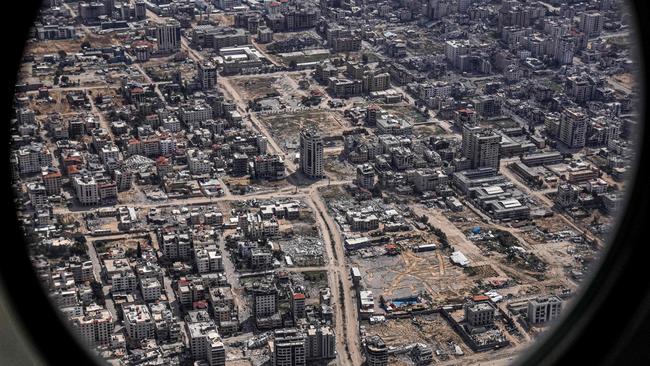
[{"left": 10, "top": 0, "right": 640, "bottom": 365}]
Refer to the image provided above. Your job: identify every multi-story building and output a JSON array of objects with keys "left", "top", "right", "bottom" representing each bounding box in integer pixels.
[
  {"left": 17, "top": 107, "right": 35, "bottom": 124},
  {"left": 112, "top": 270, "right": 138, "bottom": 292},
  {"left": 356, "top": 164, "right": 375, "bottom": 190},
  {"left": 149, "top": 302, "right": 181, "bottom": 343},
  {"left": 156, "top": 19, "right": 181, "bottom": 53},
  {"left": 253, "top": 286, "right": 277, "bottom": 319},
  {"left": 363, "top": 72, "right": 390, "bottom": 93},
  {"left": 464, "top": 301, "right": 496, "bottom": 328},
  {"left": 191, "top": 25, "right": 249, "bottom": 50},
  {"left": 462, "top": 126, "right": 501, "bottom": 170},
  {"left": 161, "top": 116, "right": 182, "bottom": 132},
  {"left": 272, "top": 328, "right": 307, "bottom": 366},
  {"left": 194, "top": 246, "right": 223, "bottom": 274},
  {"left": 69, "top": 260, "right": 94, "bottom": 284},
  {"left": 27, "top": 183, "right": 48, "bottom": 208},
  {"left": 70, "top": 305, "right": 114, "bottom": 346},
  {"left": 253, "top": 155, "right": 285, "bottom": 180},
  {"left": 114, "top": 169, "right": 133, "bottom": 192},
  {"left": 99, "top": 144, "right": 121, "bottom": 168},
  {"left": 445, "top": 39, "right": 470, "bottom": 68},
  {"left": 300, "top": 128, "right": 324, "bottom": 179},
  {"left": 559, "top": 108, "right": 588, "bottom": 148},
  {"left": 365, "top": 335, "right": 388, "bottom": 366},
  {"left": 291, "top": 292, "right": 306, "bottom": 320},
  {"left": 580, "top": 11, "right": 603, "bottom": 38},
  {"left": 306, "top": 325, "right": 336, "bottom": 360},
  {"left": 73, "top": 175, "right": 100, "bottom": 206},
  {"left": 556, "top": 184, "right": 580, "bottom": 207},
  {"left": 140, "top": 277, "right": 162, "bottom": 302},
  {"left": 413, "top": 169, "right": 448, "bottom": 193},
  {"left": 187, "top": 149, "right": 213, "bottom": 175},
  {"left": 566, "top": 74, "right": 597, "bottom": 103},
  {"left": 123, "top": 304, "right": 155, "bottom": 341},
  {"left": 160, "top": 231, "right": 192, "bottom": 261},
  {"left": 180, "top": 103, "right": 213, "bottom": 127},
  {"left": 14, "top": 143, "right": 52, "bottom": 175},
  {"left": 187, "top": 321, "right": 226, "bottom": 366},
  {"left": 215, "top": 0, "right": 241, "bottom": 10},
  {"left": 553, "top": 35, "right": 575, "bottom": 65},
  {"left": 527, "top": 295, "right": 563, "bottom": 324},
  {"left": 198, "top": 62, "right": 218, "bottom": 90}
]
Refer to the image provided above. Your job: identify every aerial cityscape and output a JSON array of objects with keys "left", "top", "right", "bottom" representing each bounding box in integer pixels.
[{"left": 11, "top": 0, "right": 637, "bottom": 365}]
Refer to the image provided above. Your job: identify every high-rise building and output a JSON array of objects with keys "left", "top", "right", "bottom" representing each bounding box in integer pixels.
[
  {"left": 272, "top": 328, "right": 307, "bottom": 366},
  {"left": 14, "top": 142, "right": 52, "bottom": 175},
  {"left": 198, "top": 62, "right": 218, "bottom": 90},
  {"left": 123, "top": 304, "right": 155, "bottom": 341},
  {"left": 291, "top": 292, "right": 306, "bottom": 320},
  {"left": 365, "top": 335, "right": 388, "bottom": 366},
  {"left": 253, "top": 287, "right": 278, "bottom": 318},
  {"left": 306, "top": 325, "right": 336, "bottom": 360},
  {"left": 41, "top": 167, "right": 62, "bottom": 195},
  {"left": 462, "top": 126, "right": 501, "bottom": 170},
  {"left": 134, "top": 1, "right": 146, "bottom": 20},
  {"left": 73, "top": 175, "right": 100, "bottom": 206},
  {"left": 445, "top": 39, "right": 470, "bottom": 68},
  {"left": 356, "top": 164, "right": 375, "bottom": 190},
  {"left": 103, "top": 0, "right": 115, "bottom": 16},
  {"left": 70, "top": 305, "right": 114, "bottom": 346},
  {"left": 559, "top": 108, "right": 588, "bottom": 148},
  {"left": 553, "top": 36, "right": 575, "bottom": 65},
  {"left": 527, "top": 295, "right": 563, "bottom": 324},
  {"left": 156, "top": 19, "right": 181, "bottom": 53},
  {"left": 187, "top": 321, "right": 226, "bottom": 366},
  {"left": 299, "top": 128, "right": 324, "bottom": 179},
  {"left": 580, "top": 11, "right": 603, "bottom": 38}
]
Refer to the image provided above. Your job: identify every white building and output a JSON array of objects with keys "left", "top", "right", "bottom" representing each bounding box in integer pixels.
[
  {"left": 161, "top": 116, "right": 182, "bottom": 132},
  {"left": 559, "top": 108, "right": 588, "bottom": 148},
  {"left": 445, "top": 39, "right": 470, "bottom": 67},
  {"left": 187, "top": 149, "right": 213, "bottom": 175},
  {"left": 112, "top": 270, "right": 138, "bottom": 292},
  {"left": 123, "top": 304, "right": 155, "bottom": 340},
  {"left": 195, "top": 245, "right": 223, "bottom": 274},
  {"left": 73, "top": 175, "right": 100, "bottom": 206},
  {"left": 140, "top": 277, "right": 162, "bottom": 302},
  {"left": 180, "top": 104, "right": 213, "bottom": 128},
  {"left": 187, "top": 321, "right": 226, "bottom": 366},
  {"left": 14, "top": 143, "right": 52, "bottom": 175},
  {"left": 70, "top": 305, "right": 114, "bottom": 346}
]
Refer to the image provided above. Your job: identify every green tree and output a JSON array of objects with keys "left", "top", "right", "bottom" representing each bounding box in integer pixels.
[{"left": 136, "top": 242, "right": 143, "bottom": 259}]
